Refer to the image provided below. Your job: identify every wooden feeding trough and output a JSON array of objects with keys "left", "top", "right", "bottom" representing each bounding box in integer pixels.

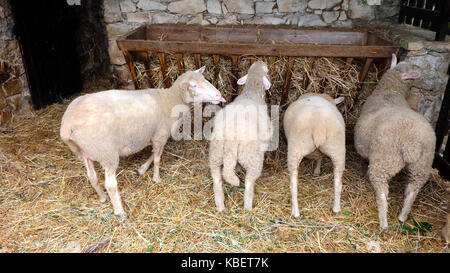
[{"left": 117, "top": 24, "right": 401, "bottom": 105}]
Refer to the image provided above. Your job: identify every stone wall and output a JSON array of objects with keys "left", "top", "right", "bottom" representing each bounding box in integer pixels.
[
  {"left": 0, "top": 0, "right": 31, "bottom": 125},
  {"left": 105, "top": 0, "right": 400, "bottom": 87},
  {"left": 383, "top": 24, "right": 449, "bottom": 128}
]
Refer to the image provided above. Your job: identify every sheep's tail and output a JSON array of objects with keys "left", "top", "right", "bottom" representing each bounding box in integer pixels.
[
  {"left": 60, "top": 121, "right": 72, "bottom": 143},
  {"left": 312, "top": 126, "right": 327, "bottom": 148},
  {"left": 60, "top": 122, "right": 82, "bottom": 158}
]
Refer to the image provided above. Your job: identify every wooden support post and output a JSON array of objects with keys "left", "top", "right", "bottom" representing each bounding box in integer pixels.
[
  {"left": 123, "top": 50, "right": 139, "bottom": 89},
  {"left": 194, "top": 53, "right": 202, "bottom": 69},
  {"left": 269, "top": 56, "right": 276, "bottom": 78},
  {"left": 359, "top": 58, "right": 374, "bottom": 83},
  {"left": 143, "top": 51, "right": 154, "bottom": 88},
  {"left": 158, "top": 52, "right": 171, "bottom": 88},
  {"left": 303, "top": 57, "right": 316, "bottom": 90},
  {"left": 176, "top": 53, "right": 185, "bottom": 75},
  {"left": 213, "top": 54, "right": 220, "bottom": 84},
  {"left": 231, "top": 55, "right": 239, "bottom": 98},
  {"left": 345, "top": 57, "right": 353, "bottom": 70},
  {"left": 280, "top": 57, "right": 294, "bottom": 106}
]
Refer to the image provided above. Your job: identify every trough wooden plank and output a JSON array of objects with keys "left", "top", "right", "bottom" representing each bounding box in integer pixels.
[{"left": 118, "top": 40, "right": 398, "bottom": 58}]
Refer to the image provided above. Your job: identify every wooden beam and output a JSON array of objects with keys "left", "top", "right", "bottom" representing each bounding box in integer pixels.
[
  {"left": 359, "top": 58, "right": 374, "bottom": 82},
  {"left": 143, "top": 51, "right": 154, "bottom": 88},
  {"left": 194, "top": 53, "right": 201, "bottom": 69},
  {"left": 303, "top": 57, "right": 316, "bottom": 90},
  {"left": 158, "top": 52, "right": 171, "bottom": 88},
  {"left": 176, "top": 53, "right": 185, "bottom": 75},
  {"left": 231, "top": 55, "right": 239, "bottom": 98},
  {"left": 280, "top": 57, "right": 294, "bottom": 106},
  {"left": 118, "top": 40, "right": 399, "bottom": 58},
  {"left": 123, "top": 50, "right": 138, "bottom": 89}
]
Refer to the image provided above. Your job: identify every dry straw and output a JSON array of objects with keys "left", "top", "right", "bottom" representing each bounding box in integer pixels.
[{"left": 0, "top": 61, "right": 448, "bottom": 253}]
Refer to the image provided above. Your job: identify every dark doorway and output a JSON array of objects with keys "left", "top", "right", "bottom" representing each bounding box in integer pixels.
[{"left": 10, "top": 0, "right": 83, "bottom": 109}]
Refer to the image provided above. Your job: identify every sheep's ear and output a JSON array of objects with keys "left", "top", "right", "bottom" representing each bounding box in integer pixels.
[
  {"left": 401, "top": 71, "right": 421, "bottom": 80},
  {"left": 334, "top": 97, "right": 344, "bottom": 105},
  {"left": 237, "top": 74, "right": 247, "bottom": 85},
  {"left": 194, "top": 66, "right": 206, "bottom": 74},
  {"left": 263, "top": 76, "right": 271, "bottom": 90},
  {"left": 390, "top": 54, "right": 397, "bottom": 69}
]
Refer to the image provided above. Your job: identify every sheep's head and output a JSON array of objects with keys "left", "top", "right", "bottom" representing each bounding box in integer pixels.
[
  {"left": 179, "top": 66, "right": 226, "bottom": 105},
  {"left": 389, "top": 54, "right": 422, "bottom": 83},
  {"left": 237, "top": 61, "right": 271, "bottom": 90}
]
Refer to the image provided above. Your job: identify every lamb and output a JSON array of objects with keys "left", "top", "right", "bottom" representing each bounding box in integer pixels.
[
  {"left": 60, "top": 67, "right": 226, "bottom": 218},
  {"left": 283, "top": 93, "right": 346, "bottom": 218},
  {"left": 209, "top": 61, "right": 272, "bottom": 212},
  {"left": 354, "top": 54, "right": 436, "bottom": 231}
]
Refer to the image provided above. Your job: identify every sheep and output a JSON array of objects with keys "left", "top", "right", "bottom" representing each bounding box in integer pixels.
[
  {"left": 60, "top": 67, "right": 226, "bottom": 218},
  {"left": 354, "top": 54, "right": 436, "bottom": 231},
  {"left": 209, "top": 61, "right": 272, "bottom": 212},
  {"left": 283, "top": 93, "right": 346, "bottom": 218}
]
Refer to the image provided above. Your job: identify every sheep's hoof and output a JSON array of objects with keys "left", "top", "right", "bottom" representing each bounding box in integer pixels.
[
  {"left": 379, "top": 223, "right": 388, "bottom": 232},
  {"left": 291, "top": 212, "right": 300, "bottom": 218},
  {"left": 99, "top": 196, "right": 108, "bottom": 203},
  {"left": 153, "top": 177, "right": 161, "bottom": 183},
  {"left": 137, "top": 168, "right": 146, "bottom": 176},
  {"left": 332, "top": 207, "right": 341, "bottom": 214},
  {"left": 216, "top": 208, "right": 226, "bottom": 214},
  {"left": 115, "top": 212, "right": 127, "bottom": 222},
  {"left": 313, "top": 169, "right": 321, "bottom": 176},
  {"left": 398, "top": 215, "right": 407, "bottom": 223}
]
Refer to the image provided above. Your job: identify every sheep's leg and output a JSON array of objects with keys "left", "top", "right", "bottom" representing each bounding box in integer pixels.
[
  {"left": 368, "top": 164, "right": 393, "bottom": 231},
  {"left": 319, "top": 143, "right": 345, "bottom": 214},
  {"left": 243, "top": 171, "right": 259, "bottom": 211},
  {"left": 313, "top": 157, "right": 322, "bottom": 176},
  {"left": 152, "top": 147, "right": 164, "bottom": 183},
  {"left": 104, "top": 168, "right": 126, "bottom": 218},
  {"left": 243, "top": 156, "right": 263, "bottom": 211},
  {"left": 211, "top": 164, "right": 225, "bottom": 212},
  {"left": 222, "top": 142, "right": 240, "bottom": 187},
  {"left": 287, "top": 147, "right": 305, "bottom": 218},
  {"left": 83, "top": 157, "right": 107, "bottom": 203},
  {"left": 330, "top": 158, "right": 344, "bottom": 214},
  {"left": 137, "top": 153, "right": 155, "bottom": 175},
  {"left": 368, "top": 154, "right": 404, "bottom": 231},
  {"left": 398, "top": 166, "right": 430, "bottom": 223}
]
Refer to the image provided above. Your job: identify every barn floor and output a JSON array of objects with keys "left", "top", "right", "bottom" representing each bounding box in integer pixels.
[{"left": 0, "top": 78, "right": 448, "bottom": 253}]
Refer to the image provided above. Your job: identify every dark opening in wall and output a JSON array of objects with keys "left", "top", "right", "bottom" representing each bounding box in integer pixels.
[{"left": 10, "top": 0, "right": 109, "bottom": 110}]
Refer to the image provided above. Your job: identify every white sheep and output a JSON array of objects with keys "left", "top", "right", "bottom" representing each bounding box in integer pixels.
[
  {"left": 209, "top": 61, "right": 272, "bottom": 212},
  {"left": 283, "top": 93, "right": 346, "bottom": 217},
  {"left": 60, "top": 67, "right": 226, "bottom": 218},
  {"left": 354, "top": 54, "right": 436, "bottom": 231}
]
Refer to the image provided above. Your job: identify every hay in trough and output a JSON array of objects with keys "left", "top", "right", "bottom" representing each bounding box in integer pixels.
[
  {"left": 0, "top": 69, "right": 448, "bottom": 253},
  {"left": 133, "top": 54, "right": 364, "bottom": 126}
]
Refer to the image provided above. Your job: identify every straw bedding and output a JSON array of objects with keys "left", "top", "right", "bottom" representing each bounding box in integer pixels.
[{"left": 0, "top": 60, "right": 448, "bottom": 253}]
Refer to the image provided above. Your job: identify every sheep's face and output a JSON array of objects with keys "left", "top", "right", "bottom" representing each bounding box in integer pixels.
[
  {"left": 181, "top": 67, "right": 226, "bottom": 105},
  {"left": 390, "top": 54, "right": 422, "bottom": 83}
]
